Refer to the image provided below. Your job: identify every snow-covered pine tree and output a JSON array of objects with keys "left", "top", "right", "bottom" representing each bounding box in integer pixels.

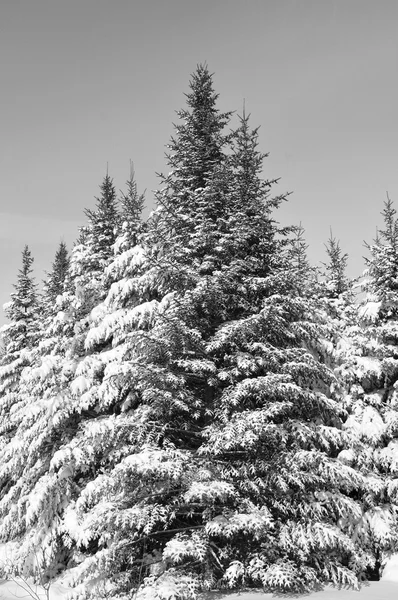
[
  {"left": 37, "top": 240, "right": 71, "bottom": 352},
  {"left": 314, "top": 233, "right": 357, "bottom": 368},
  {"left": 70, "top": 172, "right": 120, "bottom": 318},
  {"left": 150, "top": 63, "right": 233, "bottom": 282},
  {"left": 51, "top": 71, "right": 368, "bottom": 598},
  {"left": 180, "top": 111, "right": 368, "bottom": 594},
  {"left": 43, "top": 67, "right": 236, "bottom": 596},
  {"left": 364, "top": 196, "right": 398, "bottom": 297},
  {"left": 16, "top": 241, "right": 72, "bottom": 423},
  {"left": 335, "top": 196, "right": 398, "bottom": 579},
  {"left": 0, "top": 246, "right": 39, "bottom": 503},
  {"left": 37, "top": 172, "right": 121, "bottom": 357},
  {"left": 323, "top": 232, "right": 352, "bottom": 300},
  {"left": 105, "top": 164, "right": 146, "bottom": 289},
  {"left": 116, "top": 162, "right": 145, "bottom": 252},
  {"left": 84, "top": 173, "right": 120, "bottom": 266},
  {"left": 0, "top": 245, "right": 39, "bottom": 407},
  {"left": 43, "top": 241, "right": 70, "bottom": 307},
  {"left": 289, "top": 221, "right": 321, "bottom": 302},
  {"left": 1, "top": 245, "right": 39, "bottom": 355},
  {"left": 291, "top": 222, "right": 311, "bottom": 276}
]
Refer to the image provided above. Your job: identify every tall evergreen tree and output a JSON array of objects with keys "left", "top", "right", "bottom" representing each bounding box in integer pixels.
[{"left": 48, "top": 76, "right": 367, "bottom": 597}]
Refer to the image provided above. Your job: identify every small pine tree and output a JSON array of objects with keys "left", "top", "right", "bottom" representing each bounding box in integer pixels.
[
  {"left": 363, "top": 195, "right": 398, "bottom": 301},
  {"left": 1, "top": 245, "right": 39, "bottom": 355},
  {"left": 323, "top": 232, "right": 351, "bottom": 299},
  {"left": 289, "top": 222, "right": 319, "bottom": 296},
  {"left": 43, "top": 241, "right": 70, "bottom": 306},
  {"left": 110, "top": 163, "right": 146, "bottom": 265},
  {"left": 0, "top": 246, "right": 39, "bottom": 443},
  {"left": 120, "top": 163, "right": 145, "bottom": 234},
  {"left": 291, "top": 223, "right": 310, "bottom": 273},
  {"left": 315, "top": 232, "right": 356, "bottom": 369},
  {"left": 69, "top": 173, "right": 120, "bottom": 319},
  {"left": 83, "top": 173, "right": 120, "bottom": 272}
]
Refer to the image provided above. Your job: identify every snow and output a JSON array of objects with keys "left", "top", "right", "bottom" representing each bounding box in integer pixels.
[
  {"left": 0, "top": 578, "right": 69, "bottom": 600},
  {"left": 353, "top": 356, "right": 382, "bottom": 377},
  {"left": 0, "top": 581, "right": 395, "bottom": 600},
  {"left": 382, "top": 553, "right": 398, "bottom": 581},
  {"left": 358, "top": 301, "right": 382, "bottom": 322},
  {"left": 70, "top": 375, "right": 90, "bottom": 396},
  {"left": 202, "top": 582, "right": 398, "bottom": 599}
]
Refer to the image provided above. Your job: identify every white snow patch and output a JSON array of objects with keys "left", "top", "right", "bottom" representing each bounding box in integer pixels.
[
  {"left": 382, "top": 552, "right": 398, "bottom": 582},
  {"left": 0, "top": 579, "right": 69, "bottom": 600},
  {"left": 358, "top": 301, "right": 382, "bottom": 322},
  {"left": 70, "top": 375, "right": 90, "bottom": 396},
  {"left": 354, "top": 356, "right": 382, "bottom": 376}
]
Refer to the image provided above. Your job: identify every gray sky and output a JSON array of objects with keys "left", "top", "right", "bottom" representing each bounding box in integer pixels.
[{"left": 0, "top": 0, "right": 397, "bottom": 323}]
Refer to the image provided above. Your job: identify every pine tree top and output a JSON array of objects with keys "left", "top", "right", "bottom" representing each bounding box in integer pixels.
[
  {"left": 1, "top": 245, "right": 39, "bottom": 354},
  {"left": 322, "top": 232, "right": 351, "bottom": 298},
  {"left": 363, "top": 194, "right": 398, "bottom": 299},
  {"left": 80, "top": 172, "right": 120, "bottom": 268},
  {"left": 85, "top": 173, "right": 119, "bottom": 231},
  {"left": 164, "top": 63, "right": 233, "bottom": 191},
  {"left": 119, "top": 162, "right": 145, "bottom": 224},
  {"left": 11, "top": 245, "right": 37, "bottom": 312},
  {"left": 43, "top": 240, "right": 70, "bottom": 306}
]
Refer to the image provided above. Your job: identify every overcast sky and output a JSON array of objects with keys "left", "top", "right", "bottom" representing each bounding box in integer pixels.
[{"left": 0, "top": 0, "right": 397, "bottom": 324}]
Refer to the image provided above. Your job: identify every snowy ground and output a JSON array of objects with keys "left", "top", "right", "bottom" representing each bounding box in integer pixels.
[
  {"left": 202, "top": 582, "right": 398, "bottom": 600},
  {"left": 0, "top": 580, "right": 398, "bottom": 600},
  {"left": 0, "top": 578, "right": 69, "bottom": 600}
]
